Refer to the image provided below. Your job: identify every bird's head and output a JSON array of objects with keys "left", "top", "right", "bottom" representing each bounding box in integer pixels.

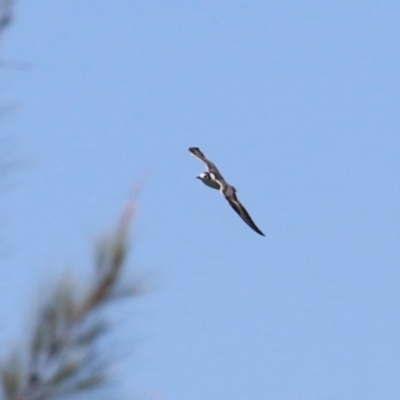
[
  {"left": 196, "top": 172, "right": 220, "bottom": 190},
  {"left": 196, "top": 172, "right": 210, "bottom": 181}
]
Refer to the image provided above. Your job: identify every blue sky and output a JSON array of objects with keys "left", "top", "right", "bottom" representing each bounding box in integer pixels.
[{"left": 1, "top": 1, "right": 400, "bottom": 399}]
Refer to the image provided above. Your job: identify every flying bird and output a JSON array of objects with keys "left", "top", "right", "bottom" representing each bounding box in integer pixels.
[{"left": 189, "top": 147, "right": 264, "bottom": 236}]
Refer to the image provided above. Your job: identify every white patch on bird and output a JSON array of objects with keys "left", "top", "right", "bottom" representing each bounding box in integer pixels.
[{"left": 197, "top": 172, "right": 220, "bottom": 190}]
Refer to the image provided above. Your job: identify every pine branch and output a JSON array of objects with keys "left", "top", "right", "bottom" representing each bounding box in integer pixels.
[
  {"left": 0, "top": 198, "right": 141, "bottom": 400},
  {"left": 0, "top": 0, "right": 13, "bottom": 37}
]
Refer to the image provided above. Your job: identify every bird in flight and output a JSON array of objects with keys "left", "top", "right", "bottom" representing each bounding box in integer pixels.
[{"left": 189, "top": 147, "right": 264, "bottom": 236}]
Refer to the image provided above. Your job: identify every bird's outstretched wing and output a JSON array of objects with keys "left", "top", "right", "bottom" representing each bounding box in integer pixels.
[
  {"left": 188, "top": 147, "right": 224, "bottom": 181},
  {"left": 225, "top": 192, "right": 265, "bottom": 236}
]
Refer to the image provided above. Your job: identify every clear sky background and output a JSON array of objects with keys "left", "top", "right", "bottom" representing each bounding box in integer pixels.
[{"left": 1, "top": 1, "right": 400, "bottom": 399}]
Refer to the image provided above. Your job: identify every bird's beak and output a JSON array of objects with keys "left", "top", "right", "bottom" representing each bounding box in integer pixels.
[{"left": 196, "top": 176, "right": 201, "bottom": 179}]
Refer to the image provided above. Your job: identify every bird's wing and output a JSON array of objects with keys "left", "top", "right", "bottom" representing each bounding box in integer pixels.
[
  {"left": 224, "top": 191, "right": 265, "bottom": 236},
  {"left": 188, "top": 147, "right": 224, "bottom": 180}
]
